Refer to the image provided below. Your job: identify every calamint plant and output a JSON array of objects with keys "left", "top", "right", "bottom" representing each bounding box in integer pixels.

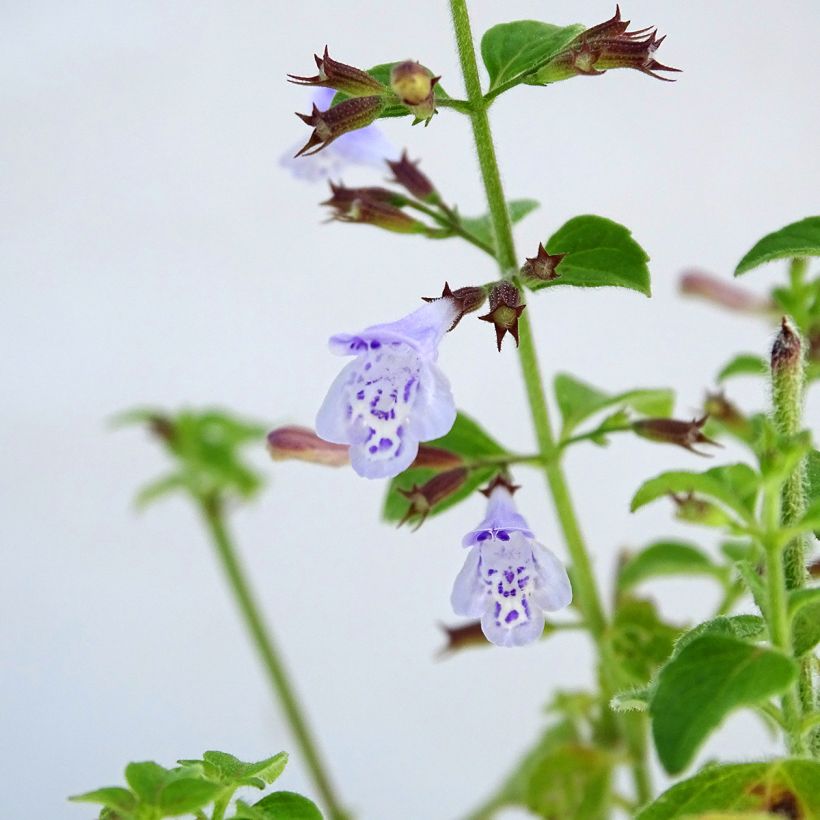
[{"left": 72, "top": 4, "right": 820, "bottom": 819}]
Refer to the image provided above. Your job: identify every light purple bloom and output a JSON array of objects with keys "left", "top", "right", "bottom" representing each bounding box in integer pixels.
[
  {"left": 280, "top": 89, "right": 397, "bottom": 182},
  {"left": 316, "top": 298, "right": 458, "bottom": 479},
  {"left": 452, "top": 484, "right": 572, "bottom": 647}
]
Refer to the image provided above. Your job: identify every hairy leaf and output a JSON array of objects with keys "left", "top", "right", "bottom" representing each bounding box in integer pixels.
[
  {"left": 233, "top": 791, "right": 323, "bottom": 820},
  {"left": 618, "top": 541, "right": 723, "bottom": 590},
  {"left": 716, "top": 354, "right": 767, "bottom": 382},
  {"left": 735, "top": 216, "right": 820, "bottom": 275}
]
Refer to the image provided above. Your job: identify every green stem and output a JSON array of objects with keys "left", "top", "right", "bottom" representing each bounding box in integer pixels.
[
  {"left": 403, "top": 199, "right": 496, "bottom": 256},
  {"left": 200, "top": 498, "right": 349, "bottom": 820},
  {"left": 449, "top": 0, "right": 650, "bottom": 806}
]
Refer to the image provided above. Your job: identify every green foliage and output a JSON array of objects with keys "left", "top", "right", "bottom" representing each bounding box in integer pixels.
[
  {"left": 331, "top": 62, "right": 450, "bottom": 118},
  {"left": 177, "top": 752, "right": 288, "bottom": 790},
  {"left": 716, "top": 353, "right": 767, "bottom": 382},
  {"left": 553, "top": 372, "right": 673, "bottom": 439},
  {"left": 617, "top": 541, "right": 725, "bottom": 591},
  {"left": 382, "top": 412, "right": 507, "bottom": 523},
  {"left": 115, "top": 408, "right": 266, "bottom": 506},
  {"left": 789, "top": 587, "right": 820, "bottom": 656},
  {"left": 232, "top": 792, "right": 322, "bottom": 820},
  {"left": 479, "top": 21, "right": 584, "bottom": 90},
  {"left": 527, "top": 215, "right": 651, "bottom": 295},
  {"left": 460, "top": 199, "right": 539, "bottom": 251},
  {"left": 735, "top": 216, "right": 820, "bottom": 275},
  {"left": 630, "top": 464, "right": 760, "bottom": 525},
  {"left": 649, "top": 635, "right": 796, "bottom": 774},
  {"left": 635, "top": 759, "right": 820, "bottom": 819}
]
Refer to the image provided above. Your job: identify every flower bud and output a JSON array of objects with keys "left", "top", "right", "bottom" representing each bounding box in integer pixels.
[
  {"left": 632, "top": 415, "right": 720, "bottom": 456},
  {"left": 771, "top": 317, "right": 802, "bottom": 375},
  {"left": 267, "top": 425, "right": 349, "bottom": 466},
  {"left": 412, "top": 445, "right": 464, "bottom": 469},
  {"left": 398, "top": 467, "right": 469, "bottom": 529},
  {"left": 703, "top": 391, "right": 752, "bottom": 439},
  {"left": 386, "top": 151, "right": 438, "bottom": 202},
  {"left": 670, "top": 492, "right": 732, "bottom": 528},
  {"left": 295, "top": 96, "right": 385, "bottom": 157},
  {"left": 288, "top": 47, "right": 387, "bottom": 97},
  {"left": 679, "top": 270, "right": 774, "bottom": 314},
  {"left": 390, "top": 61, "right": 440, "bottom": 124},
  {"left": 422, "top": 282, "right": 487, "bottom": 330},
  {"left": 478, "top": 282, "right": 526, "bottom": 351},
  {"left": 436, "top": 620, "right": 486, "bottom": 656},
  {"left": 321, "top": 181, "right": 407, "bottom": 209},
  {"left": 520, "top": 243, "right": 565, "bottom": 284},
  {"left": 325, "top": 195, "right": 428, "bottom": 234}
]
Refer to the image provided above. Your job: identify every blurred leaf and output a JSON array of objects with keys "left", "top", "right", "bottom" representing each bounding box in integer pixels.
[
  {"left": 480, "top": 21, "right": 583, "bottom": 89},
  {"left": 382, "top": 412, "right": 506, "bottom": 523},
  {"left": 672, "top": 615, "right": 766, "bottom": 658},
  {"left": 608, "top": 597, "right": 682, "bottom": 684},
  {"left": 68, "top": 787, "right": 137, "bottom": 813},
  {"left": 157, "top": 779, "right": 222, "bottom": 815},
  {"left": 618, "top": 541, "right": 724, "bottom": 591},
  {"left": 610, "top": 686, "right": 651, "bottom": 713},
  {"left": 527, "top": 215, "right": 651, "bottom": 295},
  {"left": 232, "top": 791, "right": 323, "bottom": 820},
  {"left": 178, "top": 751, "right": 288, "bottom": 790},
  {"left": 789, "top": 588, "right": 820, "bottom": 656},
  {"left": 735, "top": 216, "right": 820, "bottom": 275},
  {"left": 630, "top": 464, "right": 760, "bottom": 524},
  {"left": 331, "top": 62, "right": 450, "bottom": 119},
  {"left": 124, "top": 762, "right": 169, "bottom": 805},
  {"left": 635, "top": 759, "right": 820, "bottom": 819},
  {"left": 649, "top": 635, "right": 796, "bottom": 774},
  {"left": 716, "top": 354, "right": 767, "bottom": 382},
  {"left": 460, "top": 199, "right": 540, "bottom": 251},
  {"left": 553, "top": 372, "right": 673, "bottom": 438}
]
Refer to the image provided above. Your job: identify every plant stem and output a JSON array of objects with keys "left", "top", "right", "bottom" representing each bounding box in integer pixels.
[
  {"left": 449, "top": 0, "right": 650, "bottom": 805},
  {"left": 200, "top": 498, "right": 349, "bottom": 820},
  {"left": 403, "top": 199, "right": 496, "bottom": 256}
]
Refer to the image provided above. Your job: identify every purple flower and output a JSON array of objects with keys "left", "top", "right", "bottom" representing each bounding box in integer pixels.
[
  {"left": 315, "top": 298, "right": 458, "bottom": 479},
  {"left": 451, "top": 481, "right": 572, "bottom": 647},
  {"left": 280, "top": 89, "right": 397, "bottom": 182}
]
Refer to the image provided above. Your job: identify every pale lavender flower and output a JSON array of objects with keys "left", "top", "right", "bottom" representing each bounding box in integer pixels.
[
  {"left": 280, "top": 89, "right": 397, "bottom": 182},
  {"left": 451, "top": 482, "right": 572, "bottom": 647},
  {"left": 316, "top": 298, "right": 458, "bottom": 479}
]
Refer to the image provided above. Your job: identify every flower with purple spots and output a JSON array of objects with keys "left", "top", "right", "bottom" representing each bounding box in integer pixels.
[
  {"left": 280, "top": 89, "right": 397, "bottom": 182},
  {"left": 315, "top": 297, "right": 458, "bottom": 479},
  {"left": 451, "top": 479, "right": 572, "bottom": 647}
]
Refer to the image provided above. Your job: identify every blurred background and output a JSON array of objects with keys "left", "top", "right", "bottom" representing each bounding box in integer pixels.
[{"left": 2, "top": 1, "right": 819, "bottom": 817}]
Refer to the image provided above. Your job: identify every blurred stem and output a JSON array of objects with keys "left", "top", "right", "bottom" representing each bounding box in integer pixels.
[
  {"left": 403, "top": 199, "right": 495, "bottom": 256},
  {"left": 200, "top": 497, "right": 349, "bottom": 819},
  {"left": 449, "top": 0, "right": 651, "bottom": 806}
]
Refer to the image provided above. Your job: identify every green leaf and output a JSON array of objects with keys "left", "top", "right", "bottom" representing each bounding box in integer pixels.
[
  {"left": 618, "top": 541, "right": 723, "bottom": 591},
  {"left": 672, "top": 615, "right": 766, "bottom": 658},
  {"left": 158, "top": 779, "right": 222, "bottom": 815},
  {"left": 331, "top": 63, "right": 450, "bottom": 119},
  {"left": 735, "top": 216, "right": 820, "bottom": 275},
  {"left": 649, "top": 635, "right": 796, "bottom": 774},
  {"left": 553, "top": 372, "right": 673, "bottom": 438},
  {"left": 480, "top": 21, "right": 584, "bottom": 89},
  {"left": 790, "top": 588, "right": 820, "bottom": 656},
  {"left": 460, "top": 199, "right": 540, "bottom": 251},
  {"left": 124, "top": 762, "right": 169, "bottom": 805},
  {"left": 608, "top": 597, "right": 682, "bottom": 684},
  {"left": 630, "top": 464, "right": 760, "bottom": 524},
  {"left": 68, "top": 787, "right": 137, "bottom": 813},
  {"left": 233, "top": 791, "right": 323, "bottom": 820},
  {"left": 178, "top": 751, "right": 288, "bottom": 790},
  {"left": 610, "top": 686, "right": 651, "bottom": 713},
  {"left": 528, "top": 215, "right": 651, "bottom": 295},
  {"left": 382, "top": 412, "right": 506, "bottom": 523},
  {"left": 716, "top": 354, "right": 767, "bottom": 382},
  {"left": 635, "top": 759, "right": 820, "bottom": 819}
]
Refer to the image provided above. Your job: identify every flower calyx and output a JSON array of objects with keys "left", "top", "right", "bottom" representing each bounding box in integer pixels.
[
  {"left": 390, "top": 61, "right": 440, "bottom": 125},
  {"left": 266, "top": 426, "right": 349, "bottom": 466},
  {"left": 295, "top": 96, "right": 385, "bottom": 157},
  {"left": 478, "top": 282, "right": 526, "bottom": 351},
  {"left": 321, "top": 181, "right": 426, "bottom": 233},
  {"left": 288, "top": 47, "right": 387, "bottom": 97},
  {"left": 422, "top": 282, "right": 487, "bottom": 331},
  {"left": 479, "top": 473, "right": 520, "bottom": 498},
  {"left": 520, "top": 243, "right": 565, "bottom": 284},
  {"left": 397, "top": 467, "right": 469, "bottom": 530},
  {"left": 632, "top": 415, "right": 720, "bottom": 456},
  {"left": 386, "top": 151, "right": 438, "bottom": 203}
]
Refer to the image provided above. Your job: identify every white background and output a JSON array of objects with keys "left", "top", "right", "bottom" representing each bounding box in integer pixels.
[{"left": 2, "top": 2, "right": 819, "bottom": 818}]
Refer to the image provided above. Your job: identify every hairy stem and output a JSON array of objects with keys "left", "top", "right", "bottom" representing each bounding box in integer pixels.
[
  {"left": 449, "top": 0, "right": 650, "bottom": 805},
  {"left": 200, "top": 498, "right": 349, "bottom": 819}
]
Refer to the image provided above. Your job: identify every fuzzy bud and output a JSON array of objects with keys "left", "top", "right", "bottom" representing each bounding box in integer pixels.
[
  {"left": 295, "top": 96, "right": 385, "bottom": 157},
  {"left": 398, "top": 468, "right": 469, "bottom": 529},
  {"left": 520, "top": 243, "right": 565, "bottom": 284},
  {"left": 267, "top": 426, "right": 349, "bottom": 466},
  {"left": 422, "top": 282, "right": 487, "bottom": 330},
  {"left": 288, "top": 47, "right": 387, "bottom": 97},
  {"left": 632, "top": 416, "right": 720, "bottom": 456},
  {"left": 390, "top": 61, "right": 439, "bottom": 124},
  {"left": 670, "top": 492, "right": 732, "bottom": 528},
  {"left": 478, "top": 282, "right": 526, "bottom": 351},
  {"left": 703, "top": 392, "right": 752, "bottom": 439},
  {"left": 771, "top": 317, "right": 803, "bottom": 375},
  {"left": 386, "top": 151, "right": 438, "bottom": 202}
]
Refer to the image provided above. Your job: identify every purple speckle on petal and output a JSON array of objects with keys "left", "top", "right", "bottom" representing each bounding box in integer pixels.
[
  {"left": 477, "top": 531, "right": 490, "bottom": 542},
  {"left": 378, "top": 437, "right": 392, "bottom": 450},
  {"left": 369, "top": 445, "right": 378, "bottom": 454},
  {"left": 496, "top": 530, "right": 510, "bottom": 541},
  {"left": 505, "top": 610, "right": 519, "bottom": 623},
  {"left": 370, "top": 340, "right": 381, "bottom": 349}
]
